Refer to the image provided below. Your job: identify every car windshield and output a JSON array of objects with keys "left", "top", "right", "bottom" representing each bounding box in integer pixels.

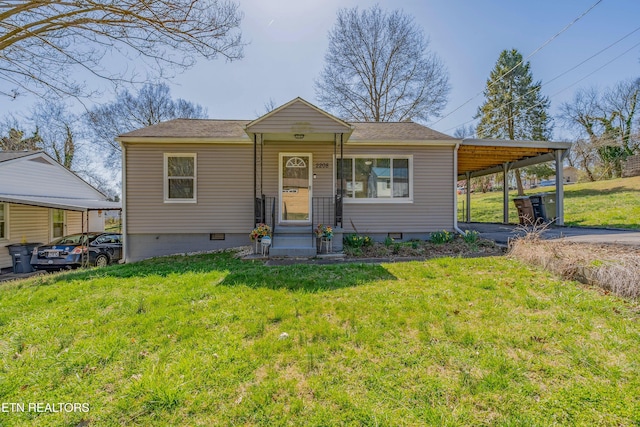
[{"left": 51, "top": 233, "right": 99, "bottom": 245}]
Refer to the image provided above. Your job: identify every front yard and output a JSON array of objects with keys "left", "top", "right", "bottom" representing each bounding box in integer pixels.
[{"left": 1, "top": 251, "right": 639, "bottom": 426}]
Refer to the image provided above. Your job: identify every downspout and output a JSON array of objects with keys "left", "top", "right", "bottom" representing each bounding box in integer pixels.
[
  {"left": 119, "top": 140, "right": 128, "bottom": 263},
  {"left": 453, "top": 142, "right": 464, "bottom": 234}
]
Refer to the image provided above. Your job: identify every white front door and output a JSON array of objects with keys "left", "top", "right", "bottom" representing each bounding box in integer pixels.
[{"left": 279, "top": 153, "right": 312, "bottom": 223}]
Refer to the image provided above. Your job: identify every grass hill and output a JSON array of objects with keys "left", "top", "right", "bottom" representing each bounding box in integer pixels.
[{"left": 458, "top": 175, "right": 640, "bottom": 229}]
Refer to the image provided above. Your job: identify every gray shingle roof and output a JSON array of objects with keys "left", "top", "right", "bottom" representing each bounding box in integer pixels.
[
  {"left": 118, "top": 119, "right": 454, "bottom": 142},
  {"left": 349, "top": 121, "right": 454, "bottom": 141},
  {"left": 118, "top": 119, "right": 250, "bottom": 139}
]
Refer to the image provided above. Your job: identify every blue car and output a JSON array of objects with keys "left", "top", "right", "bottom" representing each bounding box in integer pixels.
[{"left": 31, "top": 232, "right": 122, "bottom": 271}]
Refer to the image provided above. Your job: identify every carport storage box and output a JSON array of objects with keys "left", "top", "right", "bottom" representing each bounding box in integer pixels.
[
  {"left": 7, "top": 243, "right": 41, "bottom": 273},
  {"left": 513, "top": 196, "right": 535, "bottom": 225}
]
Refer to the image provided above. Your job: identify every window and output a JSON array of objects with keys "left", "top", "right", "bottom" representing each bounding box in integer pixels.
[
  {"left": 0, "top": 203, "right": 6, "bottom": 240},
  {"left": 337, "top": 156, "right": 412, "bottom": 201},
  {"left": 164, "top": 153, "right": 197, "bottom": 202},
  {"left": 52, "top": 209, "right": 66, "bottom": 239}
]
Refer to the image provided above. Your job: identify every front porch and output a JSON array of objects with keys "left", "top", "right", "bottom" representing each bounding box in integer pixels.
[
  {"left": 255, "top": 195, "right": 344, "bottom": 257},
  {"left": 246, "top": 98, "right": 352, "bottom": 258}
]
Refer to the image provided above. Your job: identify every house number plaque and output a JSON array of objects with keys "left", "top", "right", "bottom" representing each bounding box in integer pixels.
[{"left": 314, "top": 162, "right": 329, "bottom": 169}]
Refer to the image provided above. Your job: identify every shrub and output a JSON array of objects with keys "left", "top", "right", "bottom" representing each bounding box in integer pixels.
[
  {"left": 384, "top": 236, "right": 394, "bottom": 247},
  {"left": 462, "top": 230, "right": 480, "bottom": 244},
  {"left": 344, "top": 233, "right": 373, "bottom": 249},
  {"left": 430, "top": 230, "right": 454, "bottom": 244}
]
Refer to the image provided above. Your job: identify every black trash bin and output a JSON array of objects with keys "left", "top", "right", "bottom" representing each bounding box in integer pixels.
[
  {"left": 7, "top": 243, "right": 41, "bottom": 273},
  {"left": 529, "top": 195, "right": 547, "bottom": 223}
]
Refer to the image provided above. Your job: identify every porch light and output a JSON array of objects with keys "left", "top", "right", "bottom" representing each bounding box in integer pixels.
[{"left": 294, "top": 134, "right": 304, "bottom": 139}]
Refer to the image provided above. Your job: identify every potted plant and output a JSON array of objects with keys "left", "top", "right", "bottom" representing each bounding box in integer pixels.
[
  {"left": 315, "top": 224, "right": 333, "bottom": 253},
  {"left": 250, "top": 223, "right": 271, "bottom": 253}
]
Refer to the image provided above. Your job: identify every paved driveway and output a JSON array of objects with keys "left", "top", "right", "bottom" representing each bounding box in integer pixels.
[{"left": 459, "top": 222, "right": 640, "bottom": 247}]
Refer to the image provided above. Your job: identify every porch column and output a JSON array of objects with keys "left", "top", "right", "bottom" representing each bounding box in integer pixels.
[
  {"left": 502, "top": 162, "right": 510, "bottom": 224},
  {"left": 555, "top": 149, "right": 565, "bottom": 226},
  {"left": 465, "top": 171, "right": 471, "bottom": 223},
  {"left": 253, "top": 133, "right": 257, "bottom": 225}
]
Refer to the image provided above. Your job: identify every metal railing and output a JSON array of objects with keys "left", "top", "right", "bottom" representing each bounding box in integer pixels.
[{"left": 312, "top": 197, "right": 336, "bottom": 229}]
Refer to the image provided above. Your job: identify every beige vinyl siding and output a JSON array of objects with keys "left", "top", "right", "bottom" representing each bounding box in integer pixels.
[
  {"left": 341, "top": 145, "right": 455, "bottom": 233},
  {"left": 0, "top": 205, "right": 85, "bottom": 268},
  {"left": 261, "top": 142, "right": 336, "bottom": 198},
  {"left": 125, "top": 143, "right": 254, "bottom": 234},
  {"left": 248, "top": 101, "right": 350, "bottom": 134},
  {"left": 66, "top": 211, "right": 84, "bottom": 235}
]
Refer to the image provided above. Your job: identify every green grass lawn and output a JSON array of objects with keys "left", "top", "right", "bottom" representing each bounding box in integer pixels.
[
  {"left": 1, "top": 252, "right": 639, "bottom": 426},
  {"left": 458, "top": 175, "right": 640, "bottom": 228}
]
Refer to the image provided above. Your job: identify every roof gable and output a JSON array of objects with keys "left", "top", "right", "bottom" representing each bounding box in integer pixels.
[
  {"left": 245, "top": 97, "right": 352, "bottom": 135},
  {"left": 0, "top": 151, "right": 106, "bottom": 200}
]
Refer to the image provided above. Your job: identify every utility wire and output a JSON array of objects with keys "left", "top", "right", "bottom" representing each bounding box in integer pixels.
[
  {"left": 444, "top": 26, "right": 640, "bottom": 134},
  {"left": 431, "top": 0, "right": 603, "bottom": 127}
]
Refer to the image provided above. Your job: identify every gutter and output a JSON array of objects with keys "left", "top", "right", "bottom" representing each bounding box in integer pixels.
[
  {"left": 453, "top": 141, "right": 464, "bottom": 235},
  {"left": 119, "top": 141, "right": 128, "bottom": 264}
]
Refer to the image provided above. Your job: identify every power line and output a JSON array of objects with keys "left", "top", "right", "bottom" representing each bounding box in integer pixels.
[
  {"left": 444, "top": 25, "right": 640, "bottom": 134},
  {"left": 431, "top": 0, "right": 604, "bottom": 127}
]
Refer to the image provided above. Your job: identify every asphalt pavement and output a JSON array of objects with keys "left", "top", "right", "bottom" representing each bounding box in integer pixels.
[{"left": 459, "top": 222, "right": 640, "bottom": 247}]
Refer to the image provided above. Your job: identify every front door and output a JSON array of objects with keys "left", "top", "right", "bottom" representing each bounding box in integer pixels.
[{"left": 279, "top": 153, "right": 312, "bottom": 223}]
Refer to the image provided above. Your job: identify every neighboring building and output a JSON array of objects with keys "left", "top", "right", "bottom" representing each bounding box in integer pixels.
[
  {"left": 623, "top": 154, "right": 640, "bottom": 177},
  {"left": 547, "top": 166, "right": 580, "bottom": 184},
  {"left": 0, "top": 151, "right": 121, "bottom": 269},
  {"left": 118, "top": 97, "right": 570, "bottom": 261}
]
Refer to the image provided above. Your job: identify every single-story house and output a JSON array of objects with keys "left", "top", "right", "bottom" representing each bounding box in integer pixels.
[
  {"left": 118, "top": 97, "right": 570, "bottom": 262},
  {"left": 0, "top": 151, "right": 121, "bottom": 269}
]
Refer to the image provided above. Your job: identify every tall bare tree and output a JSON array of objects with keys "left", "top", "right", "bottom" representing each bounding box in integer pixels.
[
  {"left": 85, "top": 82, "right": 207, "bottom": 167},
  {"left": 315, "top": 5, "right": 450, "bottom": 123},
  {"left": 0, "top": 1, "right": 243, "bottom": 99}
]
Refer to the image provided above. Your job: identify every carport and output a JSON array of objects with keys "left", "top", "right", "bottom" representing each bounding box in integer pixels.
[
  {"left": 454, "top": 139, "right": 572, "bottom": 227},
  {"left": 0, "top": 194, "right": 122, "bottom": 269}
]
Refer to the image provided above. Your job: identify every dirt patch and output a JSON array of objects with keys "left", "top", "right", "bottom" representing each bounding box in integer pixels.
[{"left": 509, "top": 235, "right": 640, "bottom": 300}]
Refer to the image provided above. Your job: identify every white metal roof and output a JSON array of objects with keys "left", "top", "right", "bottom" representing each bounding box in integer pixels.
[{"left": 0, "top": 194, "right": 121, "bottom": 212}]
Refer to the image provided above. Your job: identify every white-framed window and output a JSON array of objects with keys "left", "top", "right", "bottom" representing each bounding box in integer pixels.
[
  {"left": 164, "top": 153, "right": 197, "bottom": 203},
  {"left": 337, "top": 156, "right": 412, "bottom": 202},
  {"left": 0, "top": 203, "right": 7, "bottom": 240},
  {"left": 51, "top": 209, "right": 66, "bottom": 240}
]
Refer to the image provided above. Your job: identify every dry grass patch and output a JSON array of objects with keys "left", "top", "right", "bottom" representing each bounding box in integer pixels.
[{"left": 509, "top": 234, "right": 640, "bottom": 299}]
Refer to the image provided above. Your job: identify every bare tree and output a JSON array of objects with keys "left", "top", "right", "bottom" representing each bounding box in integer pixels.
[
  {"left": 453, "top": 124, "right": 476, "bottom": 139},
  {"left": 85, "top": 82, "right": 207, "bottom": 167},
  {"left": 315, "top": 5, "right": 450, "bottom": 123},
  {"left": 559, "top": 79, "right": 640, "bottom": 179},
  {"left": 30, "top": 101, "right": 81, "bottom": 169},
  {"left": 0, "top": 0, "right": 243, "bottom": 99}
]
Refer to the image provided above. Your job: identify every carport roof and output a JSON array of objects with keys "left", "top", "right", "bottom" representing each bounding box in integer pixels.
[
  {"left": 0, "top": 194, "right": 121, "bottom": 212},
  {"left": 458, "top": 139, "right": 572, "bottom": 178}
]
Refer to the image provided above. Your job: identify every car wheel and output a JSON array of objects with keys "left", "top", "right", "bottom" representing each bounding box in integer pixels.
[{"left": 95, "top": 254, "right": 109, "bottom": 267}]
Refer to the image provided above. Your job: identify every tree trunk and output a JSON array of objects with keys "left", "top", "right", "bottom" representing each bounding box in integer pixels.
[{"left": 514, "top": 169, "right": 525, "bottom": 196}]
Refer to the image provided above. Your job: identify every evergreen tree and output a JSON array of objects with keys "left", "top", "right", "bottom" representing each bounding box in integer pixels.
[{"left": 476, "top": 49, "right": 552, "bottom": 194}]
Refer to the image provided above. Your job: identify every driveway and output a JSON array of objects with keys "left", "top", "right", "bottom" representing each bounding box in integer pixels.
[{"left": 459, "top": 222, "right": 640, "bottom": 247}]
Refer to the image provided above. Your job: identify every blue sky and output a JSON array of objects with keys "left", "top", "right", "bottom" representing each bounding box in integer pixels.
[{"left": 3, "top": 0, "right": 640, "bottom": 140}]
